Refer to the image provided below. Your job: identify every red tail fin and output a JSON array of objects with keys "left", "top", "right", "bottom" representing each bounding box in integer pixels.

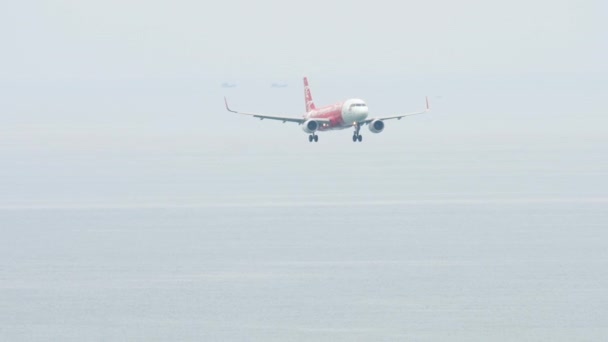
[{"left": 303, "top": 77, "right": 316, "bottom": 112}]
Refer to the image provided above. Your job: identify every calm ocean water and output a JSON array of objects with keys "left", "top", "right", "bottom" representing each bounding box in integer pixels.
[
  {"left": 1, "top": 143, "right": 607, "bottom": 341},
  {"left": 1, "top": 200, "right": 607, "bottom": 341}
]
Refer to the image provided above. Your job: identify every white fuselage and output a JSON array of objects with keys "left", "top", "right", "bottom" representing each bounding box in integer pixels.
[{"left": 306, "top": 98, "right": 369, "bottom": 130}]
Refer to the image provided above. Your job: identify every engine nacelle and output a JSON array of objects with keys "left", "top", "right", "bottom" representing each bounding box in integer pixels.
[
  {"left": 301, "top": 119, "right": 318, "bottom": 133},
  {"left": 368, "top": 119, "right": 385, "bottom": 133}
]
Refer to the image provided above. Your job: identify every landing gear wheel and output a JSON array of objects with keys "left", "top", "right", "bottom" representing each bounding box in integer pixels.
[
  {"left": 352, "top": 122, "right": 362, "bottom": 143},
  {"left": 308, "top": 135, "right": 313, "bottom": 142},
  {"left": 314, "top": 135, "right": 319, "bottom": 142}
]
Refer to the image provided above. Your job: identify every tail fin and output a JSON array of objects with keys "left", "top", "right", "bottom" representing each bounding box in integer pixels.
[{"left": 303, "top": 77, "right": 316, "bottom": 112}]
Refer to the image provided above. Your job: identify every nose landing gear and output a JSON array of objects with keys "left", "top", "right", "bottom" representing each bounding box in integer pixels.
[{"left": 352, "top": 123, "right": 363, "bottom": 142}]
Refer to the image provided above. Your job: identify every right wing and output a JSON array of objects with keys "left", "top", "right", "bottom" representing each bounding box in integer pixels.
[{"left": 224, "top": 97, "right": 329, "bottom": 124}]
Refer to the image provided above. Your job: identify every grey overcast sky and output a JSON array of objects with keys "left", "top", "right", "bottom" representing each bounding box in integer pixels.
[
  {"left": 1, "top": 0, "right": 607, "bottom": 207},
  {"left": 2, "top": 0, "right": 606, "bottom": 81}
]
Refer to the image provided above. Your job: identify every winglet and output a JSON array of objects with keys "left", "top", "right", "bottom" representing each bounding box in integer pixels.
[
  {"left": 425, "top": 96, "right": 431, "bottom": 111},
  {"left": 224, "top": 97, "right": 236, "bottom": 113}
]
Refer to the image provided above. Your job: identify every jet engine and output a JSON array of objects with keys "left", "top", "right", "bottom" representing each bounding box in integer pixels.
[
  {"left": 368, "top": 119, "right": 385, "bottom": 133},
  {"left": 301, "top": 119, "right": 318, "bottom": 133}
]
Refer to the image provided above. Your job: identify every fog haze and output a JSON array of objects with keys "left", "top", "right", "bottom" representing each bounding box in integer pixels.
[{"left": 1, "top": 1, "right": 607, "bottom": 340}]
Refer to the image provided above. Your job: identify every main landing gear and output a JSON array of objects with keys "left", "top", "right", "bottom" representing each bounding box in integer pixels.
[
  {"left": 352, "top": 123, "right": 363, "bottom": 142},
  {"left": 308, "top": 134, "right": 319, "bottom": 143}
]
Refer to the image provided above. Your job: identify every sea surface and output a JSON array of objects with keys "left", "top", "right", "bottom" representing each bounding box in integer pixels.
[{"left": 1, "top": 142, "right": 607, "bottom": 341}]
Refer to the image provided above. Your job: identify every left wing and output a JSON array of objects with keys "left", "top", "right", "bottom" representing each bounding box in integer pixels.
[
  {"left": 225, "top": 97, "right": 329, "bottom": 124},
  {"left": 360, "top": 96, "right": 430, "bottom": 124}
]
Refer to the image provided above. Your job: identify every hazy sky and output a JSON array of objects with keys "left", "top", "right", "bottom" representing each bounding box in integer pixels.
[
  {"left": 1, "top": 0, "right": 607, "bottom": 206},
  {"left": 2, "top": 0, "right": 607, "bottom": 81},
  {"left": 2, "top": 0, "right": 606, "bottom": 136}
]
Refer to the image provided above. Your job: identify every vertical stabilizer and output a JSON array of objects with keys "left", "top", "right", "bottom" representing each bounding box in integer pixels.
[{"left": 303, "top": 77, "right": 316, "bottom": 112}]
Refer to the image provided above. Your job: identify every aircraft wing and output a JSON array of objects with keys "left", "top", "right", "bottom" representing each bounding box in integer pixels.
[
  {"left": 224, "top": 97, "right": 329, "bottom": 124},
  {"left": 360, "top": 96, "right": 430, "bottom": 124}
]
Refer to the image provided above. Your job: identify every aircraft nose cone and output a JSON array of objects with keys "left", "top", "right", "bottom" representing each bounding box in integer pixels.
[{"left": 355, "top": 108, "right": 368, "bottom": 121}]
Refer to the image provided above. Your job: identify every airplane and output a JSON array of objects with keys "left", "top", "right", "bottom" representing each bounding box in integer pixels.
[{"left": 224, "top": 77, "right": 430, "bottom": 143}]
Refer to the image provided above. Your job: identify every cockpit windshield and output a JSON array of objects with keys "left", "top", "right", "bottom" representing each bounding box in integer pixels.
[{"left": 350, "top": 103, "right": 367, "bottom": 109}]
